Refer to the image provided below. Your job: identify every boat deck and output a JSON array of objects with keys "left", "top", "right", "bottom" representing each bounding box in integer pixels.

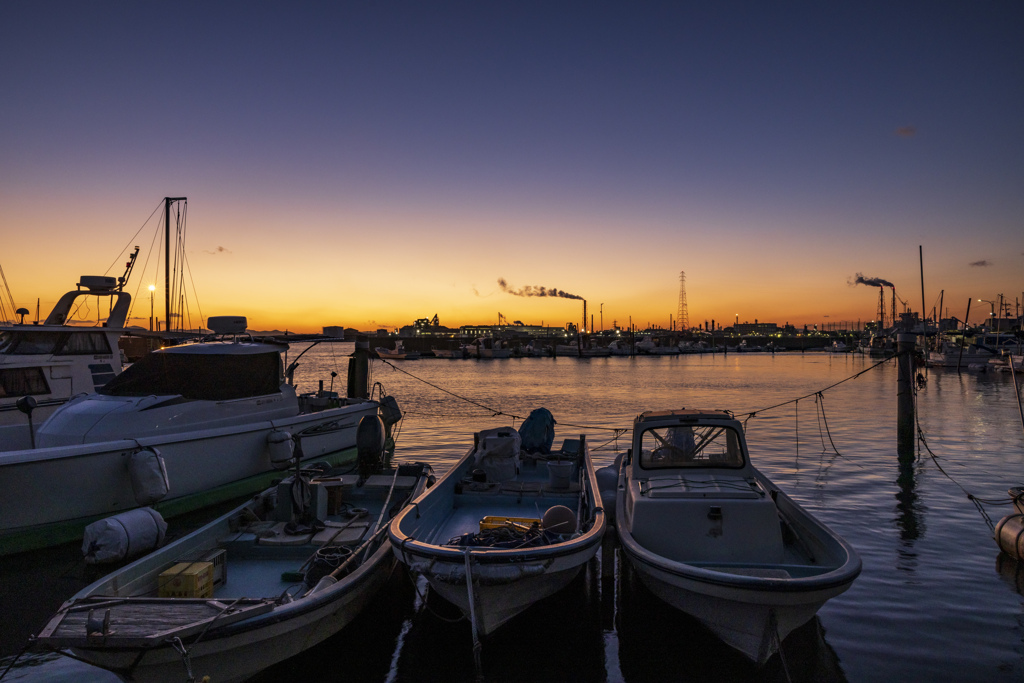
[{"left": 424, "top": 458, "right": 584, "bottom": 545}]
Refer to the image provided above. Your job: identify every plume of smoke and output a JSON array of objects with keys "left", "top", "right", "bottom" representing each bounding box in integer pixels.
[
  {"left": 498, "top": 278, "right": 583, "bottom": 300},
  {"left": 849, "top": 272, "right": 894, "bottom": 288}
]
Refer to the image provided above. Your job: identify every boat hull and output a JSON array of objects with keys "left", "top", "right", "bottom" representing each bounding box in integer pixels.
[
  {"left": 0, "top": 401, "right": 380, "bottom": 554},
  {"left": 67, "top": 545, "right": 396, "bottom": 683},
  {"left": 36, "top": 463, "right": 432, "bottom": 682},
  {"left": 616, "top": 410, "right": 860, "bottom": 663},
  {"left": 390, "top": 431, "right": 605, "bottom": 637}
]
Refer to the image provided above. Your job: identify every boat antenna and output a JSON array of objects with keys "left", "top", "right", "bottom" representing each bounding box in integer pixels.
[{"left": 117, "top": 246, "right": 140, "bottom": 292}]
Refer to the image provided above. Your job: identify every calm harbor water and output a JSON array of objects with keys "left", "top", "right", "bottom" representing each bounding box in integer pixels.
[{"left": 3, "top": 346, "right": 1023, "bottom": 682}]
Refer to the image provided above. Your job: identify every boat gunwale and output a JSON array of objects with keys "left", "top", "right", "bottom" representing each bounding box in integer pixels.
[{"left": 0, "top": 400, "right": 376, "bottom": 466}]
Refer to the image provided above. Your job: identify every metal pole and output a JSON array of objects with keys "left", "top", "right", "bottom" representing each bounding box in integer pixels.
[
  {"left": 957, "top": 299, "right": 971, "bottom": 372},
  {"left": 164, "top": 197, "right": 171, "bottom": 333},
  {"left": 897, "top": 333, "right": 916, "bottom": 460}
]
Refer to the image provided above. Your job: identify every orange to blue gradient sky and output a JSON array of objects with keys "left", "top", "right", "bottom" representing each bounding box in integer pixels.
[{"left": 2, "top": 2, "right": 1021, "bottom": 332}]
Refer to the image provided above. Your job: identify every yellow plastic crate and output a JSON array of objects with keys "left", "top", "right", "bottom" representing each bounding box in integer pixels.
[
  {"left": 479, "top": 516, "right": 541, "bottom": 531},
  {"left": 158, "top": 561, "right": 214, "bottom": 598}
]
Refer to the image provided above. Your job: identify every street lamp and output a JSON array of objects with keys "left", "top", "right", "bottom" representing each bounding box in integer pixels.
[
  {"left": 148, "top": 285, "right": 156, "bottom": 331},
  {"left": 978, "top": 299, "right": 995, "bottom": 327}
]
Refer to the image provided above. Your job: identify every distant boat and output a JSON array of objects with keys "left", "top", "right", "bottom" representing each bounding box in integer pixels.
[
  {"left": 616, "top": 409, "right": 861, "bottom": 663},
  {"left": 389, "top": 417, "right": 605, "bottom": 639},
  {"left": 33, "top": 421, "right": 433, "bottom": 682},
  {"left": 0, "top": 317, "right": 392, "bottom": 555},
  {"left": 465, "top": 337, "right": 512, "bottom": 359},
  {"left": 375, "top": 340, "right": 420, "bottom": 360}
]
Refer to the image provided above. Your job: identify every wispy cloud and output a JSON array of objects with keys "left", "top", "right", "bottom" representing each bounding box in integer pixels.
[
  {"left": 969, "top": 260, "right": 992, "bottom": 267},
  {"left": 204, "top": 246, "right": 232, "bottom": 255},
  {"left": 896, "top": 126, "right": 917, "bottom": 138}
]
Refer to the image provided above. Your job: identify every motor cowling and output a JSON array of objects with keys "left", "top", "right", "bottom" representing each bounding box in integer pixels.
[{"left": 356, "top": 415, "right": 385, "bottom": 480}]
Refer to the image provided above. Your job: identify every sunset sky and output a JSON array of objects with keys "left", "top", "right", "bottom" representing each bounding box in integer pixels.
[{"left": 2, "top": 2, "right": 1021, "bottom": 332}]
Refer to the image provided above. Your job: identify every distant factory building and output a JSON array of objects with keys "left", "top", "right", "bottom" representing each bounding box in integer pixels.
[
  {"left": 322, "top": 326, "right": 345, "bottom": 339},
  {"left": 733, "top": 320, "right": 780, "bottom": 335}
]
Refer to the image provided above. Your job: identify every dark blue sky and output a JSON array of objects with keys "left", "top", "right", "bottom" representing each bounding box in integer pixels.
[{"left": 2, "top": 2, "right": 1021, "bottom": 328}]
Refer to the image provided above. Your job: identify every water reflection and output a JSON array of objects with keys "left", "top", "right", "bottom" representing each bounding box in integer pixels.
[{"left": 395, "top": 565, "right": 605, "bottom": 682}]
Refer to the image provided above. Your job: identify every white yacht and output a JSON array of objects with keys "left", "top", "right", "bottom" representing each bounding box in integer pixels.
[
  {"left": 0, "top": 318, "right": 393, "bottom": 555},
  {"left": 0, "top": 275, "right": 130, "bottom": 449}
]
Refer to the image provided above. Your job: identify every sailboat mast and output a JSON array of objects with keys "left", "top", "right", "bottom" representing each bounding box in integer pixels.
[{"left": 164, "top": 196, "right": 187, "bottom": 333}]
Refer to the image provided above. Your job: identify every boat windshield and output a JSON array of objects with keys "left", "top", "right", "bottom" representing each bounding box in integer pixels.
[
  {"left": 99, "top": 350, "right": 282, "bottom": 400},
  {"left": 638, "top": 424, "right": 744, "bottom": 469}
]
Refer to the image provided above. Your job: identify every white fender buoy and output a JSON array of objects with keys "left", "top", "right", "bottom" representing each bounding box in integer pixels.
[
  {"left": 267, "top": 430, "right": 294, "bottom": 469},
  {"left": 82, "top": 507, "right": 167, "bottom": 564},
  {"left": 128, "top": 447, "right": 170, "bottom": 505}
]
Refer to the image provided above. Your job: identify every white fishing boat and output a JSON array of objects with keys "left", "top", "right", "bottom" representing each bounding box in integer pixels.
[
  {"left": 389, "top": 411, "right": 605, "bottom": 641},
  {"left": 0, "top": 271, "right": 135, "bottom": 449},
  {"left": 0, "top": 320, "right": 394, "bottom": 555},
  {"left": 375, "top": 340, "right": 420, "bottom": 360},
  {"left": 34, "top": 419, "right": 433, "bottom": 683},
  {"left": 465, "top": 337, "right": 512, "bottom": 359},
  {"left": 616, "top": 409, "right": 861, "bottom": 664}
]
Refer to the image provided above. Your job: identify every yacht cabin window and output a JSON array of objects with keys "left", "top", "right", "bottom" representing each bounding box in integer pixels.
[
  {"left": 0, "top": 331, "right": 111, "bottom": 355},
  {"left": 638, "top": 424, "right": 745, "bottom": 469},
  {"left": 0, "top": 367, "right": 50, "bottom": 397}
]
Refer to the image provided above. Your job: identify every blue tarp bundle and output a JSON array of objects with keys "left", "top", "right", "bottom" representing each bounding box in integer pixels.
[{"left": 518, "top": 407, "right": 556, "bottom": 454}]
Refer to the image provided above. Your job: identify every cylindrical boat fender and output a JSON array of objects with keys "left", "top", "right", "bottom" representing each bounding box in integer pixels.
[
  {"left": 128, "top": 447, "right": 170, "bottom": 505},
  {"left": 82, "top": 507, "right": 167, "bottom": 564},
  {"left": 995, "top": 513, "right": 1024, "bottom": 561},
  {"left": 267, "top": 430, "right": 294, "bottom": 470},
  {"left": 379, "top": 395, "right": 402, "bottom": 427}
]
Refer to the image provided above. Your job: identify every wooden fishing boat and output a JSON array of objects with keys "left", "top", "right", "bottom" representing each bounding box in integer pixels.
[
  {"left": 616, "top": 409, "right": 861, "bottom": 664},
  {"left": 389, "top": 416, "right": 605, "bottom": 641},
  {"left": 34, "top": 418, "right": 433, "bottom": 683}
]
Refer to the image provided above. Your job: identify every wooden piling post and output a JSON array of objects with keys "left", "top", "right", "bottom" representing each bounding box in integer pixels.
[
  {"left": 897, "top": 333, "right": 916, "bottom": 460},
  {"left": 347, "top": 335, "right": 370, "bottom": 399}
]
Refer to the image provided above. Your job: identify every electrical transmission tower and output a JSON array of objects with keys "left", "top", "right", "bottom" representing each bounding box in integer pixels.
[{"left": 678, "top": 271, "right": 689, "bottom": 331}]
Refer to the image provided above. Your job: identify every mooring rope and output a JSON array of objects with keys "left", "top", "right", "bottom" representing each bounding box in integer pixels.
[{"left": 375, "top": 358, "right": 629, "bottom": 435}]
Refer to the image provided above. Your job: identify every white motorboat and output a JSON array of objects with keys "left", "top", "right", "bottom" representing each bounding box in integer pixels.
[
  {"left": 0, "top": 319, "right": 394, "bottom": 555},
  {"left": 616, "top": 409, "right": 861, "bottom": 663},
  {"left": 389, "top": 412, "right": 605, "bottom": 641},
  {"left": 0, "top": 273, "right": 133, "bottom": 449},
  {"left": 34, "top": 420, "right": 433, "bottom": 683}
]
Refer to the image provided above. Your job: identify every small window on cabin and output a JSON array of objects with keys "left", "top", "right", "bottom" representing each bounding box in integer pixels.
[
  {"left": 58, "top": 332, "right": 112, "bottom": 355},
  {"left": 1, "top": 331, "right": 59, "bottom": 355},
  {"left": 0, "top": 367, "right": 50, "bottom": 397},
  {"left": 638, "top": 424, "right": 745, "bottom": 469}
]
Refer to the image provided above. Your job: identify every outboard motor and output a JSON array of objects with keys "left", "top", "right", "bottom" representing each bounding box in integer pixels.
[{"left": 356, "top": 415, "right": 386, "bottom": 484}]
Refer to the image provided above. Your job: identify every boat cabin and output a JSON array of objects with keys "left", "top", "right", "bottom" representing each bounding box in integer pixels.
[{"left": 625, "top": 410, "right": 785, "bottom": 565}]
